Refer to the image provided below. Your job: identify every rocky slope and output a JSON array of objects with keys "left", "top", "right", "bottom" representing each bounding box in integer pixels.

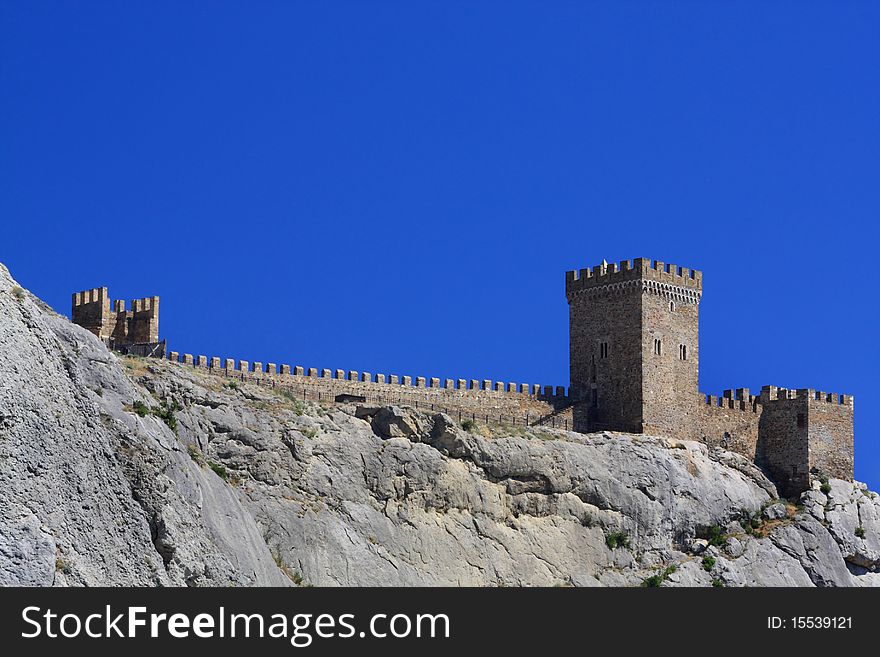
[{"left": 1, "top": 263, "right": 878, "bottom": 586}]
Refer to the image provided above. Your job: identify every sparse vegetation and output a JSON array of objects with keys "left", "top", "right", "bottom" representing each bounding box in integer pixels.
[
  {"left": 742, "top": 511, "right": 763, "bottom": 536},
  {"left": 702, "top": 555, "right": 716, "bottom": 572},
  {"left": 301, "top": 427, "right": 318, "bottom": 439},
  {"left": 224, "top": 381, "right": 239, "bottom": 391},
  {"left": 605, "top": 531, "right": 630, "bottom": 550},
  {"left": 711, "top": 578, "right": 725, "bottom": 587},
  {"left": 461, "top": 418, "right": 476, "bottom": 431},
  {"left": 55, "top": 557, "right": 72, "bottom": 575},
  {"left": 702, "top": 525, "right": 727, "bottom": 547},
  {"left": 131, "top": 400, "right": 149, "bottom": 417},
  {"left": 190, "top": 448, "right": 238, "bottom": 484},
  {"left": 128, "top": 399, "right": 180, "bottom": 432},
  {"left": 276, "top": 389, "right": 307, "bottom": 415},
  {"left": 187, "top": 444, "right": 205, "bottom": 466},
  {"left": 272, "top": 550, "right": 308, "bottom": 586},
  {"left": 153, "top": 400, "right": 180, "bottom": 432},
  {"left": 11, "top": 286, "right": 25, "bottom": 302},
  {"left": 641, "top": 564, "right": 677, "bottom": 587},
  {"left": 819, "top": 474, "right": 832, "bottom": 495},
  {"left": 208, "top": 461, "right": 228, "bottom": 480},
  {"left": 855, "top": 526, "right": 866, "bottom": 539}
]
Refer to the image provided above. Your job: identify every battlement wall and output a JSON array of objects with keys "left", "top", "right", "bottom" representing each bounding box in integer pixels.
[
  {"left": 71, "top": 287, "right": 160, "bottom": 347},
  {"left": 805, "top": 394, "right": 854, "bottom": 484},
  {"left": 71, "top": 287, "right": 110, "bottom": 337},
  {"left": 758, "top": 386, "right": 856, "bottom": 487},
  {"left": 165, "top": 351, "right": 575, "bottom": 428},
  {"left": 130, "top": 296, "right": 159, "bottom": 316},
  {"left": 698, "top": 389, "right": 761, "bottom": 460},
  {"left": 565, "top": 258, "right": 702, "bottom": 300},
  {"left": 128, "top": 296, "right": 160, "bottom": 344}
]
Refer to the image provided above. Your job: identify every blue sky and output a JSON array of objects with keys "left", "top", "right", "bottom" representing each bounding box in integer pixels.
[{"left": 2, "top": 1, "right": 877, "bottom": 488}]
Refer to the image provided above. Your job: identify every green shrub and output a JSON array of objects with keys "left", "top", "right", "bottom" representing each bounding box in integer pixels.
[
  {"left": 461, "top": 419, "right": 476, "bottom": 432},
  {"left": 702, "top": 555, "right": 716, "bottom": 572},
  {"left": 711, "top": 578, "right": 725, "bottom": 587},
  {"left": 224, "top": 381, "right": 239, "bottom": 391},
  {"left": 820, "top": 482, "right": 832, "bottom": 495},
  {"left": 703, "top": 525, "right": 727, "bottom": 547},
  {"left": 605, "top": 531, "right": 630, "bottom": 550},
  {"left": 208, "top": 461, "right": 228, "bottom": 480},
  {"left": 131, "top": 400, "right": 149, "bottom": 417},
  {"left": 153, "top": 401, "right": 180, "bottom": 432},
  {"left": 11, "top": 286, "right": 24, "bottom": 302},
  {"left": 855, "top": 526, "right": 866, "bottom": 539},
  {"left": 641, "top": 565, "right": 677, "bottom": 588}
]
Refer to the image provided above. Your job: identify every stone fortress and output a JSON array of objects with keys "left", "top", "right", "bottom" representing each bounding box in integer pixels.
[
  {"left": 71, "top": 288, "right": 165, "bottom": 357},
  {"left": 71, "top": 257, "right": 855, "bottom": 497}
]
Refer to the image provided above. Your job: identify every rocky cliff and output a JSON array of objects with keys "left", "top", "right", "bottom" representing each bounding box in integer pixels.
[{"left": 1, "top": 263, "right": 878, "bottom": 587}]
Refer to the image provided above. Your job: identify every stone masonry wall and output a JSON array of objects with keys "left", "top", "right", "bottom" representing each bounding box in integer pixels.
[
  {"left": 567, "top": 278, "right": 643, "bottom": 432},
  {"left": 807, "top": 392, "right": 855, "bottom": 481},
  {"left": 166, "top": 351, "right": 577, "bottom": 429},
  {"left": 757, "top": 390, "right": 811, "bottom": 497},
  {"left": 698, "top": 390, "right": 761, "bottom": 460},
  {"left": 72, "top": 288, "right": 159, "bottom": 347},
  {"left": 71, "top": 288, "right": 110, "bottom": 338},
  {"left": 640, "top": 275, "right": 700, "bottom": 441}
]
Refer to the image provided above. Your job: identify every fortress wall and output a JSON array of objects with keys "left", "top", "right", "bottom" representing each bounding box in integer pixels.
[
  {"left": 757, "top": 389, "right": 810, "bottom": 497},
  {"left": 806, "top": 391, "right": 854, "bottom": 482},
  {"left": 71, "top": 288, "right": 109, "bottom": 337},
  {"left": 170, "top": 353, "right": 574, "bottom": 428},
  {"left": 697, "top": 390, "right": 761, "bottom": 460},
  {"left": 71, "top": 288, "right": 160, "bottom": 348},
  {"left": 128, "top": 296, "right": 160, "bottom": 344},
  {"left": 755, "top": 387, "right": 855, "bottom": 496}
]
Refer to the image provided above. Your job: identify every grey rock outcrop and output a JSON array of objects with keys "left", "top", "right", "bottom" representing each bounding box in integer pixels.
[{"left": 0, "top": 263, "right": 878, "bottom": 587}]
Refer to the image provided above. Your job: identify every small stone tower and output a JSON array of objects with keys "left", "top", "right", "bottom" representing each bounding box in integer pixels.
[
  {"left": 565, "top": 258, "right": 702, "bottom": 438},
  {"left": 71, "top": 287, "right": 163, "bottom": 356}
]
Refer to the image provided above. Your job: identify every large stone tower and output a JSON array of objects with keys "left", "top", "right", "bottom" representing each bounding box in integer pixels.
[{"left": 565, "top": 258, "right": 702, "bottom": 438}]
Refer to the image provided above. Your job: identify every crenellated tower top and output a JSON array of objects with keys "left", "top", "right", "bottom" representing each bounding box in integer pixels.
[{"left": 565, "top": 258, "right": 702, "bottom": 305}]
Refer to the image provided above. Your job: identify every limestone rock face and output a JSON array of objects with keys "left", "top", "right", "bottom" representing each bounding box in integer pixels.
[
  {"left": 0, "top": 264, "right": 288, "bottom": 586},
  {"left": 0, "top": 262, "right": 877, "bottom": 587}
]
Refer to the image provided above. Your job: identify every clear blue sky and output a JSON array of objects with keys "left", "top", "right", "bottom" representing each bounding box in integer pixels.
[{"left": 2, "top": 2, "right": 877, "bottom": 488}]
